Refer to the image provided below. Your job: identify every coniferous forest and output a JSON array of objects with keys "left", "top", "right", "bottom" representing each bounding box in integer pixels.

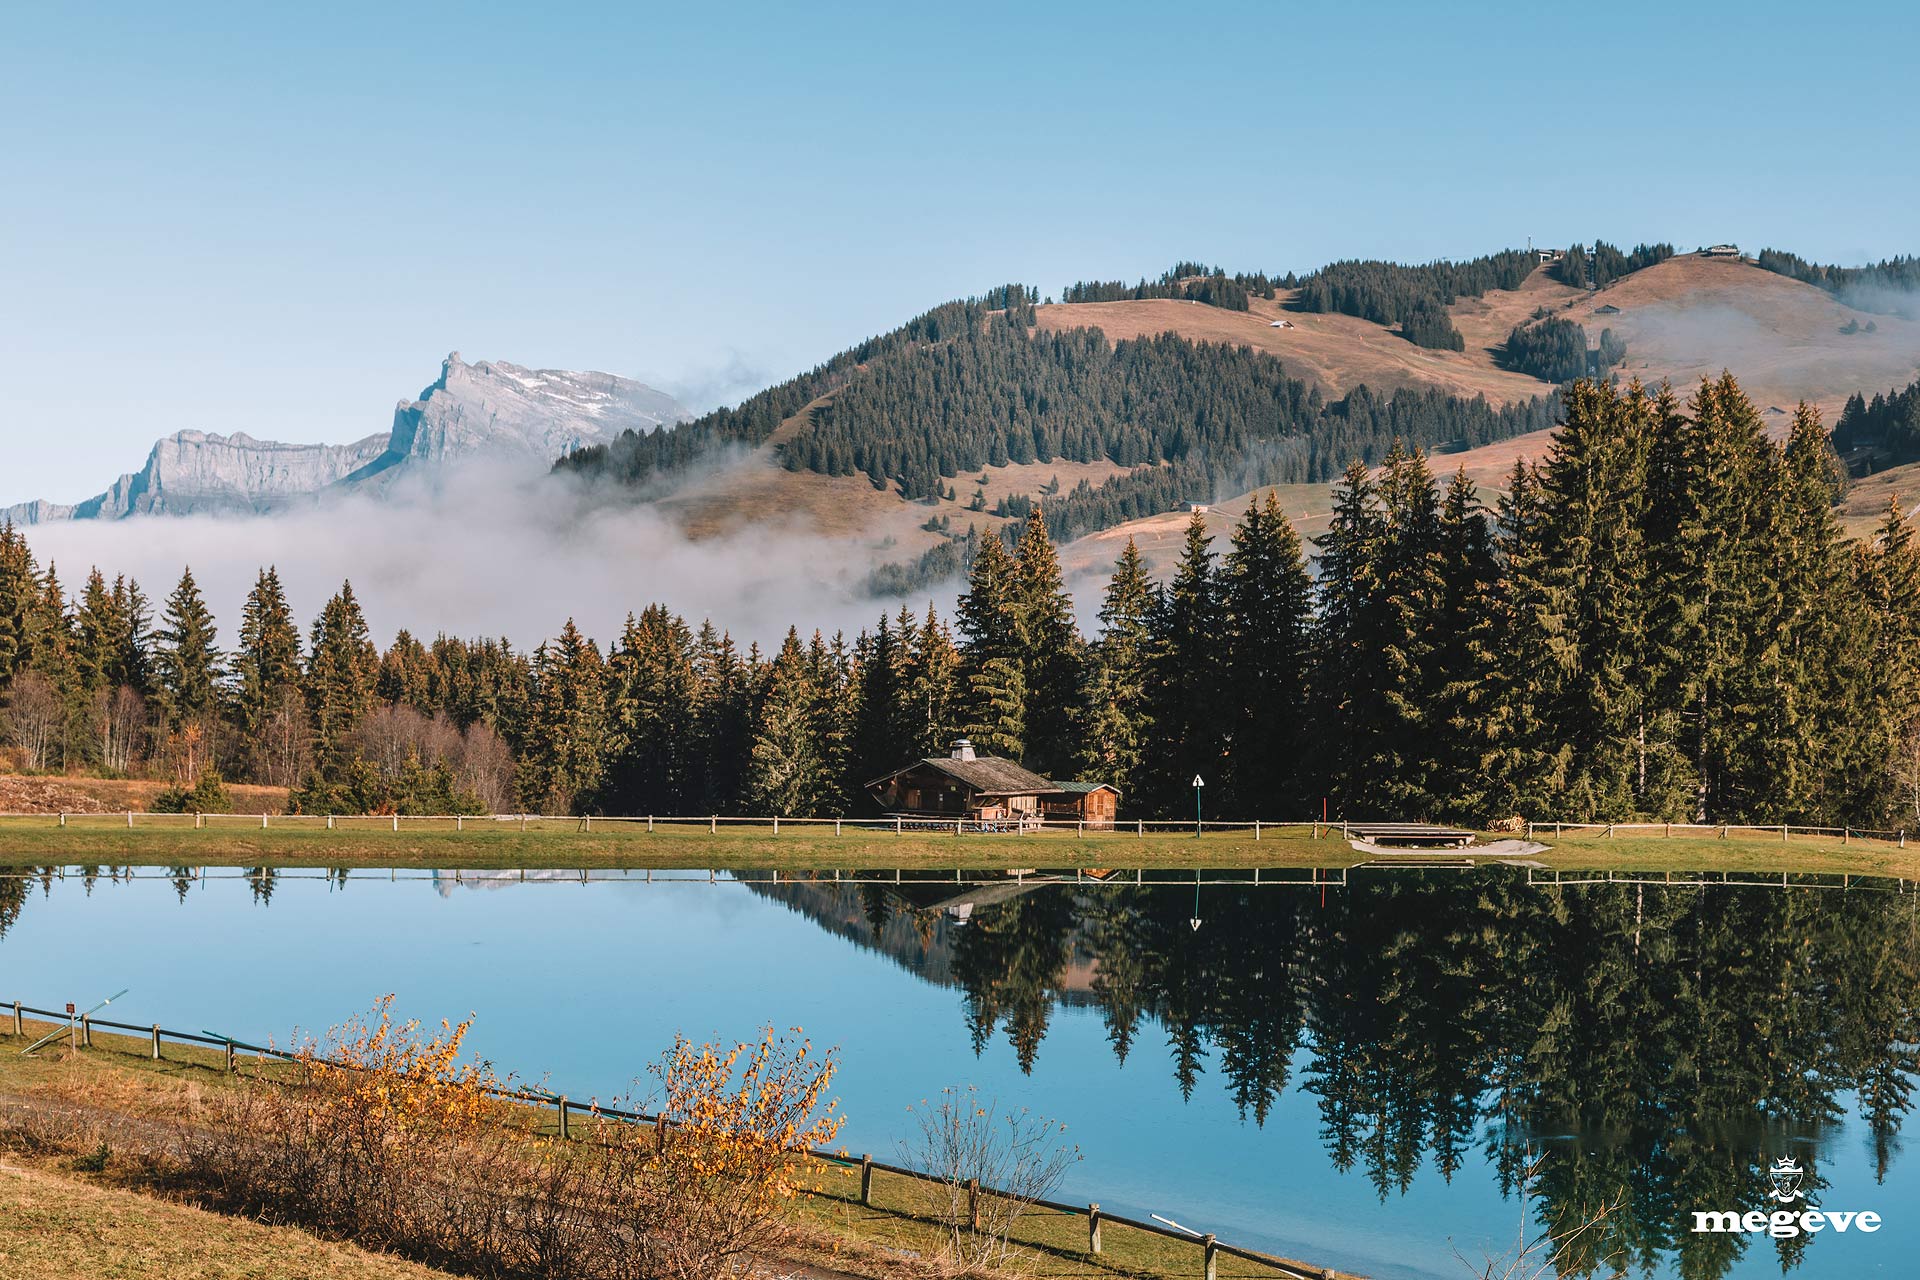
[
  {"left": 1833, "top": 373, "right": 1920, "bottom": 468},
  {"left": 6, "top": 373, "right": 1919, "bottom": 829}
]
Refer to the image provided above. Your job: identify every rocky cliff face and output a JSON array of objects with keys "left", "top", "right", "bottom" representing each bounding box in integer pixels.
[{"left": 2, "top": 353, "right": 688, "bottom": 524}]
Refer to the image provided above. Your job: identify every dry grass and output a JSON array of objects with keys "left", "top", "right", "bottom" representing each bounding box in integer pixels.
[
  {"left": 0, "top": 774, "right": 288, "bottom": 816},
  {"left": 0, "top": 1158, "right": 459, "bottom": 1280},
  {"left": 1035, "top": 293, "right": 1556, "bottom": 408}
]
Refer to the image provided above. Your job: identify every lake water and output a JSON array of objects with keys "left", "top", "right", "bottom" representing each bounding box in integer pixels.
[{"left": 0, "top": 865, "right": 1912, "bottom": 1280}]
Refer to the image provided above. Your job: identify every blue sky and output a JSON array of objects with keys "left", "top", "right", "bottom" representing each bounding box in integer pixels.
[{"left": 4, "top": 0, "right": 1916, "bottom": 505}]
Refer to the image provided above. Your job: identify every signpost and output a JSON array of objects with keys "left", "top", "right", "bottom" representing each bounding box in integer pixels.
[{"left": 1192, "top": 774, "right": 1205, "bottom": 837}]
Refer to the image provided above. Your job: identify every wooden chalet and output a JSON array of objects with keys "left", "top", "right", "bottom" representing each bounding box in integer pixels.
[{"left": 866, "top": 740, "right": 1120, "bottom": 828}]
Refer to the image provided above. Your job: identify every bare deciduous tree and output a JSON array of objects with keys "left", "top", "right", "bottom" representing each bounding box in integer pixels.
[
  {"left": 902, "top": 1084, "right": 1080, "bottom": 1269},
  {"left": 92, "top": 684, "right": 146, "bottom": 775},
  {"left": 4, "top": 673, "right": 63, "bottom": 772}
]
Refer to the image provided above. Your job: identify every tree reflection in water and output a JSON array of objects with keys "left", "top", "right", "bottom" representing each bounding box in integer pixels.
[{"left": 762, "top": 869, "right": 1919, "bottom": 1280}]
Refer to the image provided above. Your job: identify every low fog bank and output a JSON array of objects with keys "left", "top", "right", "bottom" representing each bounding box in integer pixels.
[{"left": 21, "top": 460, "right": 956, "bottom": 654}]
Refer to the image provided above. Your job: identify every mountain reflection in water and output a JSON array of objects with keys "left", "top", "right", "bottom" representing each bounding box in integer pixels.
[{"left": 745, "top": 870, "right": 1920, "bottom": 1279}]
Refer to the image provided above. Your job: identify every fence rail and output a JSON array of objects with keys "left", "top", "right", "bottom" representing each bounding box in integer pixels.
[
  {"left": 6, "top": 999, "right": 1331, "bottom": 1279},
  {"left": 0, "top": 809, "right": 1910, "bottom": 848}
]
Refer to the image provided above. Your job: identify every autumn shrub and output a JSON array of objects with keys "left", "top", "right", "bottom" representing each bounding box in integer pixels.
[{"left": 178, "top": 1004, "right": 842, "bottom": 1280}]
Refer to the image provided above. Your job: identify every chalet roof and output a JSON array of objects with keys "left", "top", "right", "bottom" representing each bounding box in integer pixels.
[
  {"left": 1049, "top": 780, "right": 1121, "bottom": 795},
  {"left": 866, "top": 754, "right": 1059, "bottom": 795}
]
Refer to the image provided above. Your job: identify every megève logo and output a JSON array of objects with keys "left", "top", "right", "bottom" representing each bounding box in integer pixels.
[{"left": 1690, "top": 1157, "right": 1883, "bottom": 1239}]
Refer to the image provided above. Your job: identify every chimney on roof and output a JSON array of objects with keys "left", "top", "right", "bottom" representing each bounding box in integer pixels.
[{"left": 951, "top": 738, "right": 976, "bottom": 762}]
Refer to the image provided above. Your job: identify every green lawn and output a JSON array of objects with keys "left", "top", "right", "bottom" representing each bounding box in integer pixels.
[{"left": 0, "top": 814, "right": 1913, "bottom": 878}]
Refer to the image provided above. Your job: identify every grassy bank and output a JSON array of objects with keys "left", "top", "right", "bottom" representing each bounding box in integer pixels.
[
  {"left": 0, "top": 1019, "right": 1335, "bottom": 1280},
  {"left": 0, "top": 813, "right": 1915, "bottom": 877}
]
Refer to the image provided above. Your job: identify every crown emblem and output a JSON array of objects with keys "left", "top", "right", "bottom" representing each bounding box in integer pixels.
[{"left": 1767, "top": 1156, "right": 1805, "bottom": 1203}]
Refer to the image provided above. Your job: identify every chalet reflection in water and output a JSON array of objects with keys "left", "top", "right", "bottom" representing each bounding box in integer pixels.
[{"left": 749, "top": 869, "right": 1920, "bottom": 1280}]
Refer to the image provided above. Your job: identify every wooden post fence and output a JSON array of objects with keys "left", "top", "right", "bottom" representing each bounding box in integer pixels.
[
  {"left": 11, "top": 1001, "right": 19, "bottom": 1037},
  {"left": 225, "top": 1040, "right": 236, "bottom": 1072},
  {"left": 81, "top": 1014, "right": 91, "bottom": 1048},
  {"left": 1088, "top": 1201, "right": 1102, "bottom": 1253},
  {"left": 859, "top": 1154, "right": 873, "bottom": 1206},
  {"left": 151, "top": 1024, "right": 161, "bottom": 1060},
  {"left": 1204, "top": 1233, "right": 1218, "bottom": 1280},
  {"left": 967, "top": 1177, "right": 980, "bottom": 1231},
  {"left": 558, "top": 1096, "right": 570, "bottom": 1140}
]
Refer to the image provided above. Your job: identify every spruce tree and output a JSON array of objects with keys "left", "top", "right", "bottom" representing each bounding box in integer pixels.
[
  {"left": 691, "top": 621, "right": 753, "bottom": 814},
  {"left": 1314, "top": 461, "right": 1387, "bottom": 813},
  {"left": 1644, "top": 374, "right": 1781, "bottom": 820},
  {"left": 306, "top": 581, "right": 378, "bottom": 764},
  {"left": 232, "top": 567, "right": 302, "bottom": 742},
  {"left": 601, "top": 605, "right": 698, "bottom": 814},
  {"left": 522, "top": 619, "right": 606, "bottom": 812},
  {"left": 1428, "top": 471, "right": 1499, "bottom": 820},
  {"left": 956, "top": 534, "right": 1027, "bottom": 758},
  {"left": 1080, "top": 539, "right": 1159, "bottom": 805},
  {"left": 153, "top": 566, "right": 222, "bottom": 730},
  {"left": 745, "top": 628, "right": 830, "bottom": 814},
  {"left": 1145, "top": 513, "right": 1226, "bottom": 814},
  {"left": 1222, "top": 494, "right": 1313, "bottom": 815},
  {"left": 0, "top": 522, "right": 37, "bottom": 688},
  {"left": 1011, "top": 509, "right": 1083, "bottom": 777},
  {"left": 898, "top": 606, "right": 961, "bottom": 759}
]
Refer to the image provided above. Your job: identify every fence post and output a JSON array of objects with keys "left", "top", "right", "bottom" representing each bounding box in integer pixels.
[
  {"left": 457, "top": 815, "right": 463, "bottom": 831},
  {"left": 967, "top": 1177, "right": 980, "bottom": 1231},
  {"left": 127, "top": 810, "right": 134, "bottom": 829},
  {"left": 1204, "top": 1233, "right": 1218, "bottom": 1280},
  {"left": 328, "top": 815, "right": 335, "bottom": 830},
  {"left": 1607, "top": 822, "right": 1614, "bottom": 838},
  {"left": 835, "top": 818, "right": 842, "bottom": 835},
  {"left": 1783, "top": 823, "right": 1788, "bottom": 842},
  {"left": 647, "top": 815, "right": 653, "bottom": 833},
  {"left": 151, "top": 1024, "right": 161, "bottom": 1060},
  {"left": 1844, "top": 827, "right": 1850, "bottom": 845},
  {"left": 59, "top": 812, "right": 66, "bottom": 827},
  {"left": 393, "top": 814, "right": 399, "bottom": 832},
  {"left": 895, "top": 817, "right": 902, "bottom": 834},
  {"left": 1088, "top": 1202, "right": 1102, "bottom": 1253},
  {"left": 1137, "top": 819, "right": 1143, "bottom": 837},
  {"left": 12, "top": 1001, "right": 20, "bottom": 1037},
  {"left": 711, "top": 815, "right": 717, "bottom": 834},
  {"left": 261, "top": 813, "right": 268, "bottom": 829},
  {"left": 1077, "top": 820, "right": 1083, "bottom": 838},
  {"left": 195, "top": 812, "right": 202, "bottom": 830},
  {"left": 81, "top": 1014, "right": 91, "bottom": 1049},
  {"left": 1254, "top": 820, "right": 1260, "bottom": 841},
  {"left": 655, "top": 1118, "right": 669, "bottom": 1153},
  {"left": 558, "top": 1096, "right": 570, "bottom": 1140},
  {"left": 859, "top": 1154, "right": 873, "bottom": 1206},
  {"left": 773, "top": 816, "right": 779, "bottom": 835},
  {"left": 225, "top": 1040, "right": 236, "bottom": 1072}
]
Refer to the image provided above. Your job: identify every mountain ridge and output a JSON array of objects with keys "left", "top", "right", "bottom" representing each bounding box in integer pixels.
[{"left": 3, "top": 353, "right": 689, "bottom": 525}]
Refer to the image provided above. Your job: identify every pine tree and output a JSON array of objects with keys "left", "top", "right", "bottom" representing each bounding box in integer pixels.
[
  {"left": 306, "top": 580, "right": 378, "bottom": 764},
  {"left": 601, "top": 605, "right": 698, "bottom": 814},
  {"left": 1367, "top": 443, "right": 1448, "bottom": 815},
  {"left": 375, "top": 628, "right": 432, "bottom": 711},
  {"left": 1080, "top": 539, "right": 1159, "bottom": 805},
  {"left": 521, "top": 619, "right": 606, "bottom": 812},
  {"left": 955, "top": 535, "right": 1027, "bottom": 758},
  {"left": 1644, "top": 374, "right": 1781, "bottom": 820},
  {"left": 897, "top": 606, "right": 960, "bottom": 759},
  {"left": 1011, "top": 509, "right": 1082, "bottom": 776},
  {"left": 849, "top": 612, "right": 909, "bottom": 791},
  {"left": 153, "top": 567, "right": 222, "bottom": 730},
  {"left": 232, "top": 567, "right": 302, "bottom": 743},
  {"left": 1428, "top": 471, "right": 1499, "bottom": 820},
  {"left": 745, "top": 628, "right": 831, "bottom": 814},
  {"left": 0, "top": 522, "right": 38, "bottom": 688},
  {"left": 1222, "top": 494, "right": 1313, "bottom": 815},
  {"left": 691, "top": 621, "right": 753, "bottom": 814},
  {"left": 1314, "top": 461, "right": 1387, "bottom": 813},
  {"left": 1144, "top": 513, "right": 1226, "bottom": 814}
]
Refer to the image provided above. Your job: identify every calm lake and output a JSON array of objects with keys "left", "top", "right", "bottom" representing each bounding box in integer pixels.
[{"left": 0, "top": 865, "right": 1912, "bottom": 1280}]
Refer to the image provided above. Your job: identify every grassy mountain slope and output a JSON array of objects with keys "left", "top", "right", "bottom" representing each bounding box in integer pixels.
[{"left": 560, "top": 249, "right": 1917, "bottom": 589}]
